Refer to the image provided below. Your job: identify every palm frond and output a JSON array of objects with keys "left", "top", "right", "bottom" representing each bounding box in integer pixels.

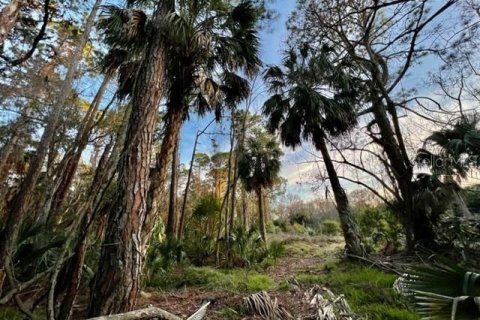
[
  {"left": 402, "top": 258, "right": 480, "bottom": 297},
  {"left": 98, "top": 5, "right": 148, "bottom": 50},
  {"left": 220, "top": 71, "right": 250, "bottom": 107}
]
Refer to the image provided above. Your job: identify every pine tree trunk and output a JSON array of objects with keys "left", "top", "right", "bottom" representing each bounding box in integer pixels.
[
  {"left": 0, "top": 0, "right": 102, "bottom": 294},
  {"left": 88, "top": 2, "right": 174, "bottom": 315},
  {"left": 315, "top": 134, "right": 363, "bottom": 256},
  {"left": 144, "top": 105, "right": 184, "bottom": 246},
  {"left": 0, "top": 0, "right": 28, "bottom": 46},
  {"left": 256, "top": 187, "right": 267, "bottom": 243},
  {"left": 166, "top": 139, "right": 179, "bottom": 240}
]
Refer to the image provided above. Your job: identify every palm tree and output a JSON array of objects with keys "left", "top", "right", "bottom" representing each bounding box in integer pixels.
[
  {"left": 145, "top": 0, "right": 261, "bottom": 234},
  {"left": 416, "top": 115, "right": 480, "bottom": 219},
  {"left": 89, "top": 0, "right": 261, "bottom": 315},
  {"left": 262, "top": 45, "right": 364, "bottom": 256},
  {"left": 238, "top": 130, "right": 282, "bottom": 242}
]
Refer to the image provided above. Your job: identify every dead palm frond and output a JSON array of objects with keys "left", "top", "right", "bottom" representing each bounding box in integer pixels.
[{"left": 244, "top": 291, "right": 293, "bottom": 320}]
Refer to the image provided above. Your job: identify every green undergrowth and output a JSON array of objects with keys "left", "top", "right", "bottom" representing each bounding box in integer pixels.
[
  {"left": 294, "top": 261, "right": 420, "bottom": 320},
  {"left": 0, "top": 307, "right": 45, "bottom": 320},
  {"left": 146, "top": 266, "right": 273, "bottom": 293},
  {"left": 281, "top": 236, "right": 342, "bottom": 257}
]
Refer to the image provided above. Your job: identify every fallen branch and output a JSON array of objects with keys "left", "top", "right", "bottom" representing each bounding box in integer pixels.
[
  {"left": 87, "top": 301, "right": 210, "bottom": 320},
  {"left": 87, "top": 307, "right": 183, "bottom": 320}
]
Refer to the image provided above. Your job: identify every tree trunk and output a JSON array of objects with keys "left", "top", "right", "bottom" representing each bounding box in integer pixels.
[
  {"left": 178, "top": 134, "right": 198, "bottom": 240},
  {"left": 0, "top": 0, "right": 102, "bottom": 294},
  {"left": 177, "top": 120, "right": 214, "bottom": 240},
  {"left": 369, "top": 95, "right": 416, "bottom": 250},
  {"left": 166, "top": 138, "right": 179, "bottom": 240},
  {"left": 256, "top": 187, "right": 267, "bottom": 243},
  {"left": 0, "top": 0, "right": 28, "bottom": 46},
  {"left": 315, "top": 134, "right": 363, "bottom": 256},
  {"left": 57, "top": 137, "right": 115, "bottom": 320},
  {"left": 144, "top": 105, "right": 184, "bottom": 246},
  {"left": 48, "top": 74, "right": 112, "bottom": 222},
  {"left": 241, "top": 189, "right": 248, "bottom": 229},
  {"left": 88, "top": 2, "right": 173, "bottom": 315},
  {"left": 225, "top": 116, "right": 235, "bottom": 260}
]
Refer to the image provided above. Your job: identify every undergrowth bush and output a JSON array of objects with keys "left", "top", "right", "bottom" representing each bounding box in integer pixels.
[
  {"left": 320, "top": 219, "right": 340, "bottom": 235},
  {"left": 295, "top": 261, "right": 419, "bottom": 319},
  {"left": 356, "top": 206, "right": 403, "bottom": 253},
  {"left": 146, "top": 266, "right": 274, "bottom": 293}
]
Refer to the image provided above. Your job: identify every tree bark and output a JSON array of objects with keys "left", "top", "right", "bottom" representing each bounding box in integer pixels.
[
  {"left": 314, "top": 134, "right": 363, "bottom": 256},
  {"left": 166, "top": 138, "right": 179, "bottom": 240},
  {"left": 88, "top": 2, "right": 173, "bottom": 315},
  {"left": 144, "top": 105, "right": 184, "bottom": 245},
  {"left": 0, "top": 0, "right": 102, "bottom": 294},
  {"left": 256, "top": 187, "right": 267, "bottom": 243},
  {"left": 241, "top": 189, "right": 248, "bottom": 229},
  {"left": 177, "top": 120, "right": 214, "bottom": 240},
  {"left": 369, "top": 95, "right": 416, "bottom": 250},
  {"left": 0, "top": 0, "right": 28, "bottom": 47}
]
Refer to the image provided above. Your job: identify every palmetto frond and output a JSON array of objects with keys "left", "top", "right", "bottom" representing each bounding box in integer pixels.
[
  {"left": 400, "top": 259, "right": 480, "bottom": 319},
  {"left": 414, "top": 292, "right": 480, "bottom": 319},
  {"left": 98, "top": 5, "right": 149, "bottom": 51},
  {"left": 100, "top": 48, "right": 129, "bottom": 75}
]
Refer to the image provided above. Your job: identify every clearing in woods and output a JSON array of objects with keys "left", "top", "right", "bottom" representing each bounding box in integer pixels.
[{"left": 137, "top": 235, "right": 419, "bottom": 320}]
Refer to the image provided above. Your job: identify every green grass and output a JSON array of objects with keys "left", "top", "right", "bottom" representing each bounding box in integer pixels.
[
  {"left": 147, "top": 266, "right": 274, "bottom": 293},
  {"left": 295, "top": 261, "right": 420, "bottom": 320}
]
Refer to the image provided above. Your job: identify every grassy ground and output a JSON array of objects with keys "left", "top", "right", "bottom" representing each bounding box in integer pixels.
[
  {"left": 0, "top": 234, "right": 420, "bottom": 319},
  {"left": 141, "top": 234, "right": 420, "bottom": 319}
]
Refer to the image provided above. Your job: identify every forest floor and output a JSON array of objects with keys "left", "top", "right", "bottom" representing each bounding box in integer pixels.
[
  {"left": 138, "top": 234, "right": 420, "bottom": 320},
  {"left": 0, "top": 234, "right": 420, "bottom": 319}
]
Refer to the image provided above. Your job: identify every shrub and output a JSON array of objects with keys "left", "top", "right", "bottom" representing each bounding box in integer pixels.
[
  {"left": 320, "top": 219, "right": 340, "bottom": 235},
  {"left": 356, "top": 206, "right": 403, "bottom": 253},
  {"left": 230, "top": 225, "right": 268, "bottom": 267},
  {"left": 291, "top": 222, "right": 307, "bottom": 234},
  {"left": 268, "top": 240, "right": 286, "bottom": 265},
  {"left": 272, "top": 218, "right": 289, "bottom": 232},
  {"left": 182, "top": 193, "right": 222, "bottom": 264}
]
